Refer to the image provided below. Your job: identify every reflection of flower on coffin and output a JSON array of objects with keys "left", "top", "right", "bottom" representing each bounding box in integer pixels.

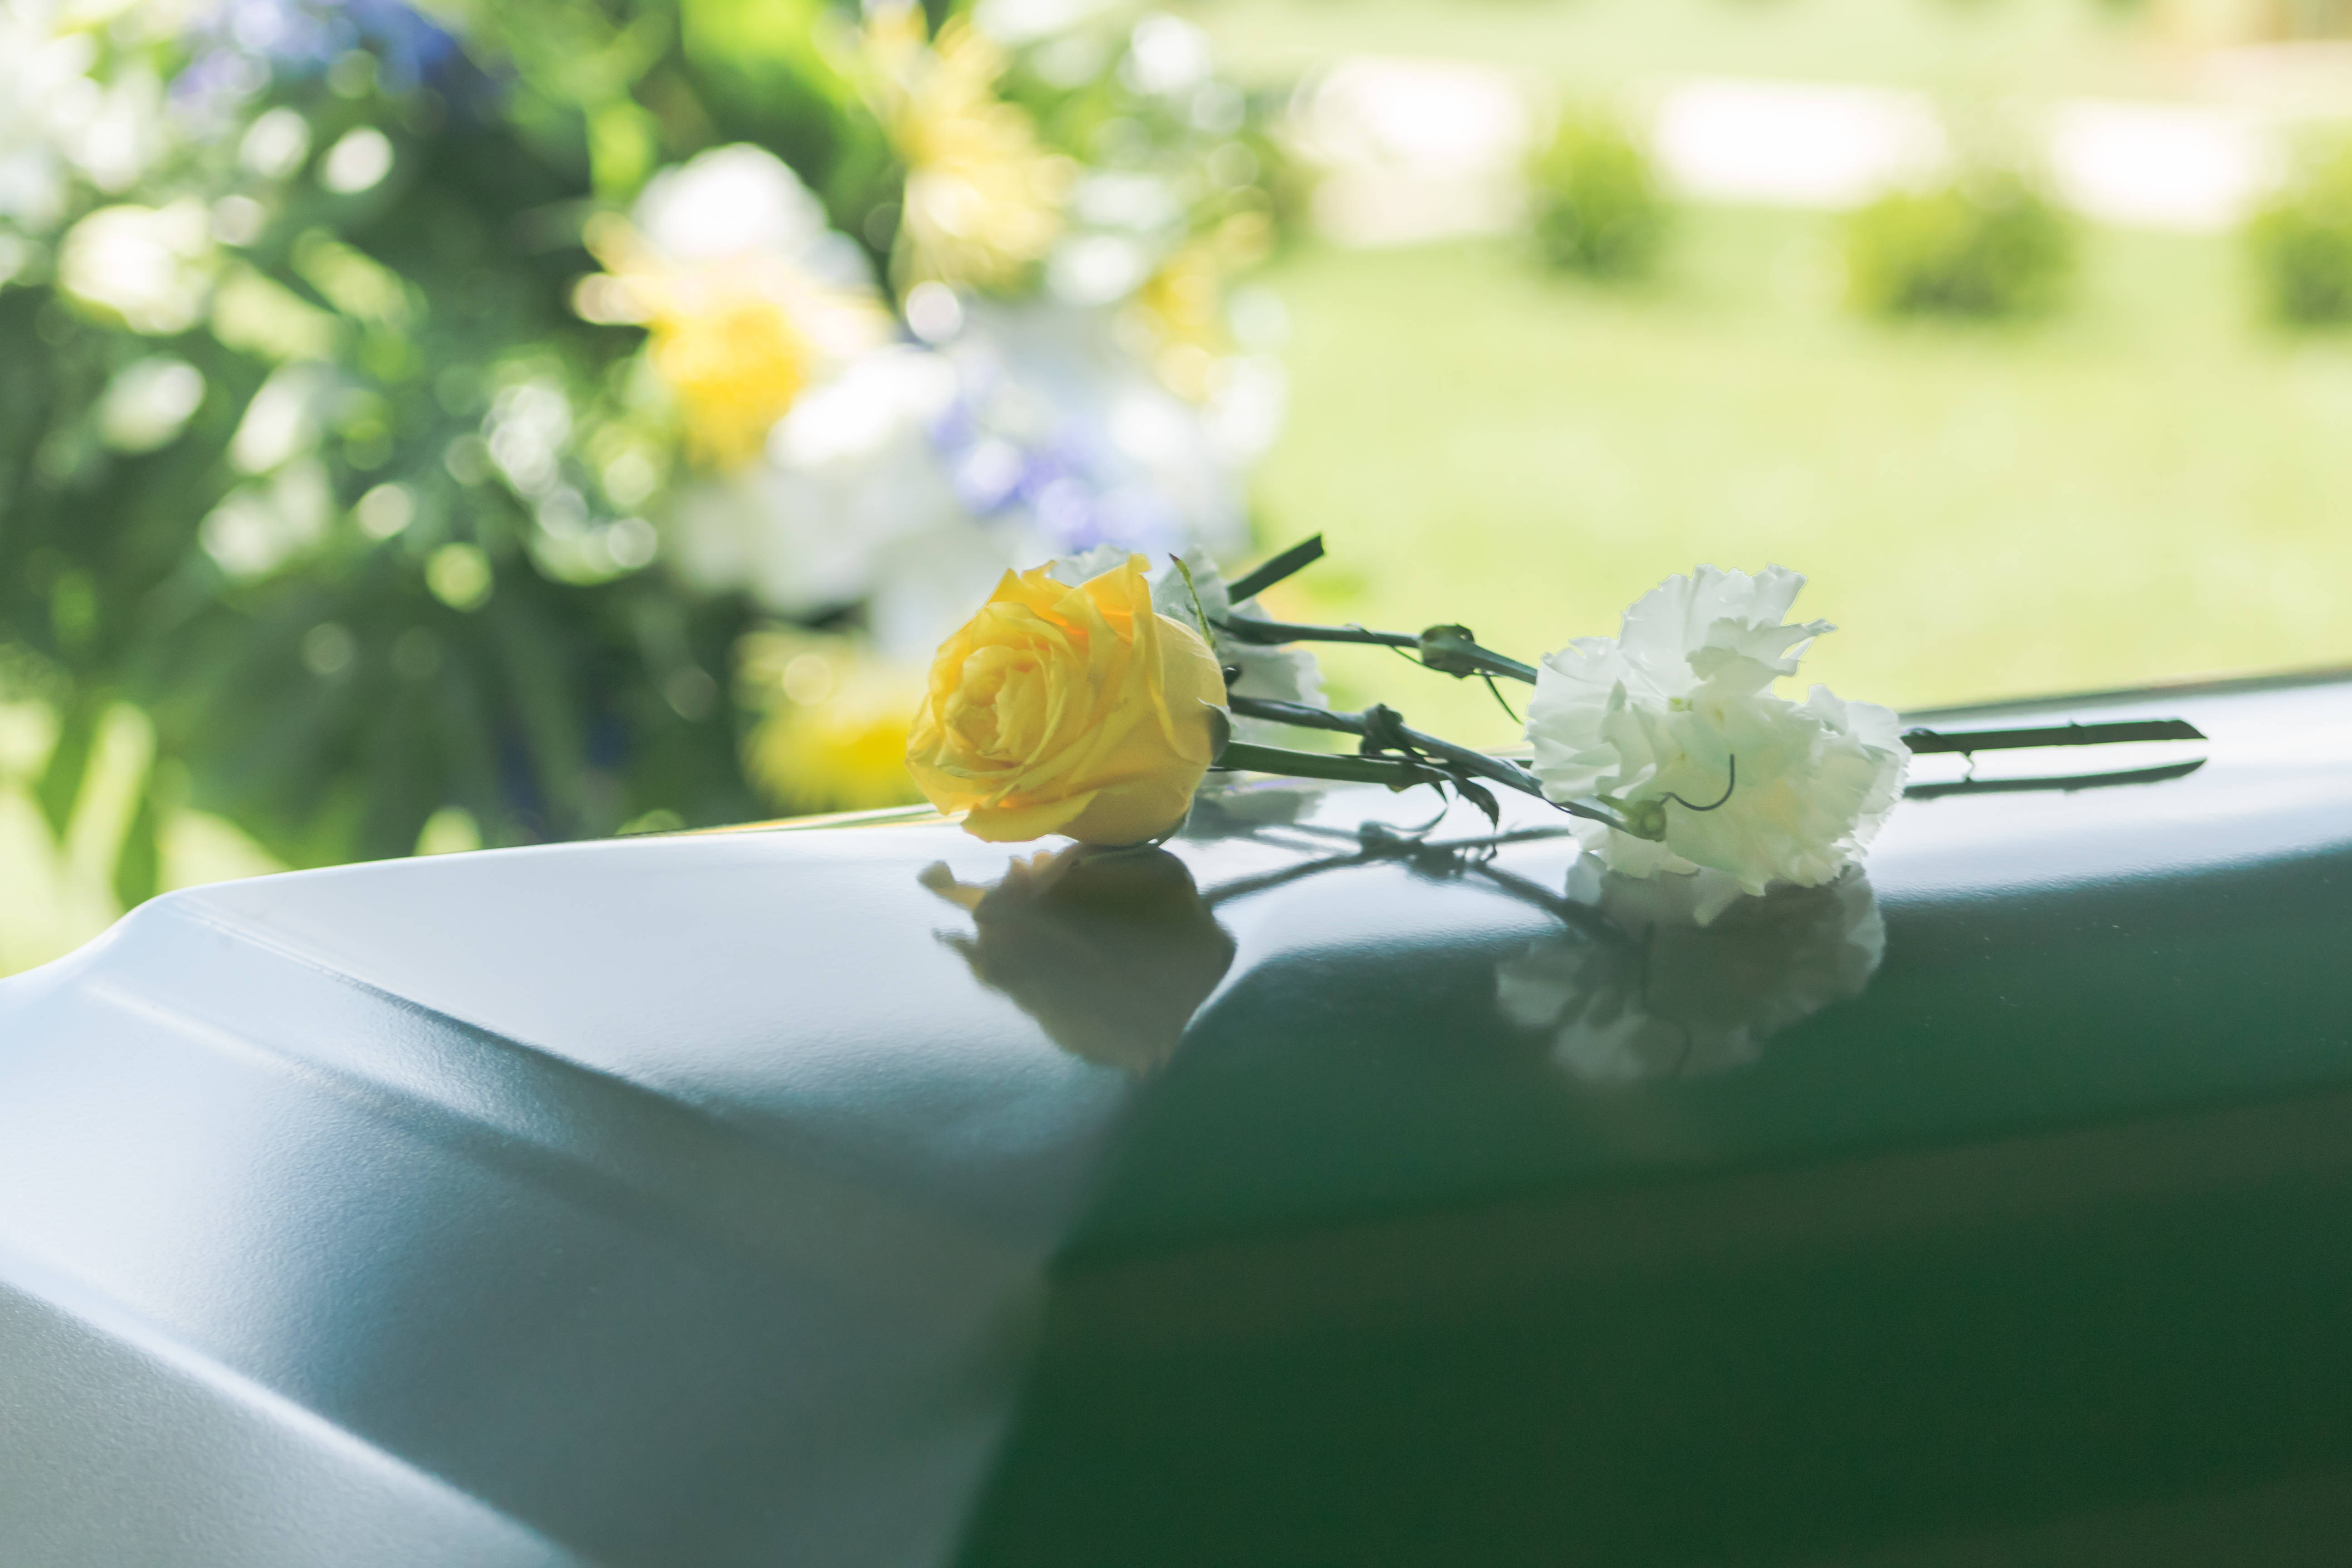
[
  {"left": 923, "top": 847, "right": 1236, "bottom": 1074},
  {"left": 1181, "top": 780, "right": 1324, "bottom": 838},
  {"left": 1496, "top": 865, "right": 1884, "bottom": 1083}
]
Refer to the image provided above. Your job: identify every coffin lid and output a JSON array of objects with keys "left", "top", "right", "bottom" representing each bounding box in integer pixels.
[{"left": 5, "top": 670, "right": 2352, "bottom": 1566}]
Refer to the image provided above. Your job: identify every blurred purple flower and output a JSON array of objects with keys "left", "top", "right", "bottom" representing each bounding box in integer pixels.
[
  {"left": 926, "top": 330, "right": 1195, "bottom": 561},
  {"left": 175, "top": 0, "right": 471, "bottom": 113}
]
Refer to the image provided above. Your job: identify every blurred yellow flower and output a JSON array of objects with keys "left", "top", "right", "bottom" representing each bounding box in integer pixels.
[
  {"left": 583, "top": 225, "right": 881, "bottom": 469},
  {"left": 1127, "top": 213, "right": 1271, "bottom": 400},
  {"left": 742, "top": 633, "right": 927, "bottom": 813},
  {"left": 645, "top": 279, "right": 814, "bottom": 470},
  {"left": 575, "top": 144, "right": 888, "bottom": 469},
  {"left": 865, "top": 7, "right": 1070, "bottom": 292}
]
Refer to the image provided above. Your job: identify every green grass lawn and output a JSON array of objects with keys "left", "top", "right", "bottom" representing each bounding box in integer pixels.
[{"left": 1246, "top": 206, "right": 2352, "bottom": 751}]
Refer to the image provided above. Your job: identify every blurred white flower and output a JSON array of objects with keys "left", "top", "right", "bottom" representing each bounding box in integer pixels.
[
  {"left": 579, "top": 144, "right": 887, "bottom": 469},
  {"left": 200, "top": 458, "right": 331, "bottom": 578},
  {"left": 1121, "top": 14, "right": 1213, "bottom": 98},
  {"left": 66, "top": 61, "right": 167, "bottom": 194},
  {"left": 57, "top": 199, "right": 215, "bottom": 332},
  {"left": 0, "top": 14, "right": 84, "bottom": 234},
  {"left": 1, "top": 7, "right": 170, "bottom": 235},
  {"left": 240, "top": 107, "right": 311, "bottom": 179},
  {"left": 665, "top": 345, "right": 1004, "bottom": 654},
  {"left": 630, "top": 147, "right": 837, "bottom": 277},
  {"left": 1048, "top": 543, "right": 1323, "bottom": 739},
  {"left": 1497, "top": 863, "right": 1883, "bottom": 1082},
  {"left": 229, "top": 363, "right": 325, "bottom": 472},
  {"left": 354, "top": 481, "right": 415, "bottom": 539},
  {"left": 658, "top": 253, "right": 1271, "bottom": 674},
  {"left": 319, "top": 126, "right": 393, "bottom": 193},
  {"left": 98, "top": 354, "right": 205, "bottom": 451},
  {"left": 1047, "top": 231, "right": 1152, "bottom": 305},
  {"left": 1526, "top": 566, "right": 1906, "bottom": 914},
  {"left": 483, "top": 377, "right": 570, "bottom": 495},
  {"left": 936, "top": 299, "right": 1254, "bottom": 563},
  {"left": 972, "top": 0, "right": 1117, "bottom": 46},
  {"left": 1068, "top": 171, "right": 1184, "bottom": 234}
]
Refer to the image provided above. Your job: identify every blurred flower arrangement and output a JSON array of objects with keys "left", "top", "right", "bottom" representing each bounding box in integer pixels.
[{"left": 0, "top": 0, "right": 1289, "bottom": 905}]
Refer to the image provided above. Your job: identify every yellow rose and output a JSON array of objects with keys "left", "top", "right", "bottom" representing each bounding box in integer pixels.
[{"left": 907, "top": 555, "right": 1228, "bottom": 845}]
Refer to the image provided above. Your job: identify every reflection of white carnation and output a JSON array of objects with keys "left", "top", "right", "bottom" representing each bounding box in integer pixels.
[
  {"left": 58, "top": 200, "right": 215, "bottom": 333},
  {"left": 1526, "top": 566, "right": 1905, "bottom": 916},
  {"left": 1181, "top": 778, "right": 1322, "bottom": 835},
  {"left": 1497, "top": 865, "right": 1883, "bottom": 1082}
]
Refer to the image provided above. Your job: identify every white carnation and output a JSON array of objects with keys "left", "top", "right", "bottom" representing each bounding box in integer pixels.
[{"left": 1525, "top": 565, "right": 1905, "bottom": 913}]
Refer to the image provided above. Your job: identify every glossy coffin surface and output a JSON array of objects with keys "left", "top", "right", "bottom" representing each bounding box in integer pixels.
[{"left": 4, "top": 673, "right": 2352, "bottom": 1566}]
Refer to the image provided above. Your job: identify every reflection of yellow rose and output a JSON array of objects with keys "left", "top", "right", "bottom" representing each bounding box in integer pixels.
[
  {"left": 924, "top": 847, "right": 1235, "bottom": 1073},
  {"left": 907, "top": 555, "right": 1228, "bottom": 845}
]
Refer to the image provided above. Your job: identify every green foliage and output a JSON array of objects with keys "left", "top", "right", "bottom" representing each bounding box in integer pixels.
[
  {"left": 1526, "top": 111, "right": 1669, "bottom": 283},
  {"left": 2248, "top": 140, "right": 2352, "bottom": 328},
  {"left": 0, "top": 0, "right": 1284, "bottom": 932},
  {"left": 0, "top": 2, "right": 836, "bottom": 884},
  {"left": 1842, "top": 172, "right": 2073, "bottom": 320}
]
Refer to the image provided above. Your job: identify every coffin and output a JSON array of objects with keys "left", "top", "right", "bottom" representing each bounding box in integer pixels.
[{"left": 4, "top": 671, "right": 2351, "bottom": 1567}]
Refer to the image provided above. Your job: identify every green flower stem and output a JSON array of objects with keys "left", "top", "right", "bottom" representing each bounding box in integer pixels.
[
  {"left": 1215, "top": 613, "right": 1539, "bottom": 685},
  {"left": 1200, "top": 824, "right": 1586, "bottom": 911},
  {"left": 1225, "top": 695, "right": 1644, "bottom": 837},
  {"left": 1224, "top": 534, "right": 1328, "bottom": 601},
  {"left": 1229, "top": 696, "right": 1542, "bottom": 798},
  {"left": 1215, "top": 741, "right": 1451, "bottom": 791},
  {"left": 1215, "top": 616, "right": 1420, "bottom": 652},
  {"left": 1415, "top": 626, "right": 1540, "bottom": 684}
]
